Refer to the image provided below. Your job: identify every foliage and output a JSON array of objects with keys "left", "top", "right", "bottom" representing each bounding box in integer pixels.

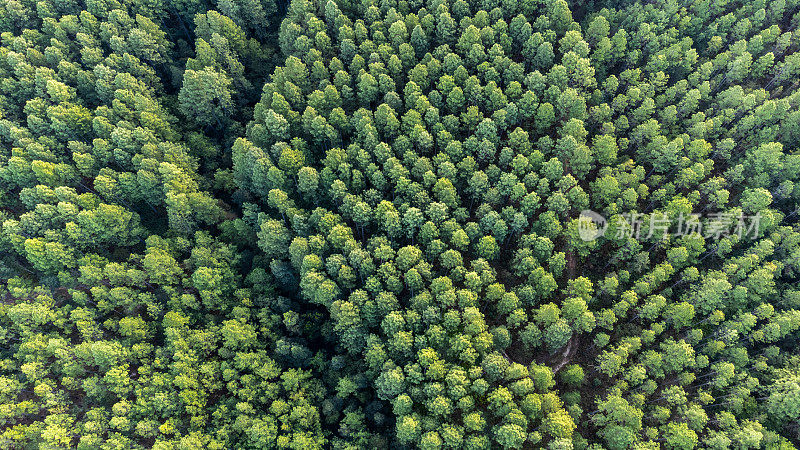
[{"left": 1, "top": 0, "right": 800, "bottom": 448}]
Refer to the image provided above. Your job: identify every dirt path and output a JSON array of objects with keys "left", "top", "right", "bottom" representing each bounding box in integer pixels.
[
  {"left": 566, "top": 250, "right": 577, "bottom": 279},
  {"left": 552, "top": 335, "right": 578, "bottom": 374}
]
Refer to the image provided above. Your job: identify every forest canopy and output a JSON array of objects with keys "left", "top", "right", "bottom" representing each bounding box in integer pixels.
[{"left": 1, "top": 0, "right": 800, "bottom": 448}]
